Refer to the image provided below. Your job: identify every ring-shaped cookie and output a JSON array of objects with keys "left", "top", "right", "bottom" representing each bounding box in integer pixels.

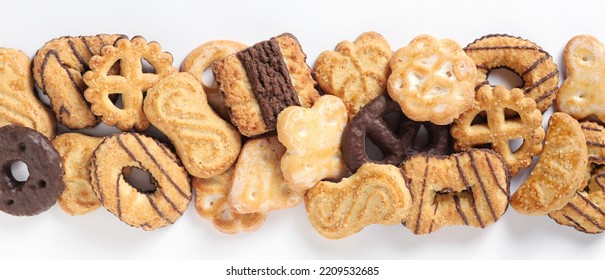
[{"left": 90, "top": 133, "right": 191, "bottom": 230}]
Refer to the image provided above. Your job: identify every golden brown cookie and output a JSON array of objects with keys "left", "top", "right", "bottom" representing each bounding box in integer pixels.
[
  {"left": 181, "top": 40, "right": 247, "bottom": 120},
  {"left": 580, "top": 121, "right": 605, "bottom": 164},
  {"left": 32, "top": 34, "right": 124, "bottom": 129},
  {"left": 305, "top": 163, "right": 412, "bottom": 239},
  {"left": 313, "top": 32, "right": 392, "bottom": 118},
  {"left": 144, "top": 73, "right": 241, "bottom": 178},
  {"left": 83, "top": 36, "right": 177, "bottom": 131},
  {"left": 276, "top": 95, "right": 348, "bottom": 191},
  {"left": 464, "top": 34, "right": 559, "bottom": 113},
  {"left": 213, "top": 33, "right": 320, "bottom": 137},
  {"left": 193, "top": 167, "right": 267, "bottom": 234},
  {"left": 450, "top": 84, "right": 545, "bottom": 175},
  {"left": 90, "top": 133, "right": 191, "bottom": 230},
  {"left": 52, "top": 133, "right": 103, "bottom": 215},
  {"left": 402, "top": 149, "right": 510, "bottom": 235},
  {"left": 511, "top": 113, "right": 587, "bottom": 215},
  {"left": 388, "top": 35, "right": 477, "bottom": 125},
  {"left": 0, "top": 48, "right": 56, "bottom": 139},
  {"left": 228, "top": 136, "right": 304, "bottom": 214}
]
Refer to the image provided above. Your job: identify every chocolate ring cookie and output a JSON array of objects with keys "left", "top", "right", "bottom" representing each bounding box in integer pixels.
[
  {"left": 90, "top": 133, "right": 191, "bottom": 230},
  {"left": 341, "top": 94, "right": 450, "bottom": 173},
  {"left": 0, "top": 125, "right": 64, "bottom": 216},
  {"left": 464, "top": 34, "right": 559, "bottom": 113}
]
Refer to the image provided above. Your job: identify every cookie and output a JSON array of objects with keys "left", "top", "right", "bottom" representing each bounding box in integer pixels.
[
  {"left": 388, "top": 35, "right": 477, "bottom": 125},
  {"left": 193, "top": 167, "right": 267, "bottom": 234},
  {"left": 549, "top": 165, "right": 605, "bottom": 234},
  {"left": 32, "top": 34, "right": 124, "bottom": 129},
  {"left": 511, "top": 113, "right": 587, "bottom": 215},
  {"left": 313, "top": 32, "right": 392, "bottom": 118},
  {"left": 305, "top": 163, "right": 411, "bottom": 239},
  {"left": 451, "top": 84, "right": 545, "bottom": 175},
  {"left": 402, "top": 149, "right": 510, "bottom": 235},
  {"left": 83, "top": 36, "right": 177, "bottom": 131},
  {"left": 556, "top": 35, "right": 605, "bottom": 124},
  {"left": 213, "top": 33, "right": 320, "bottom": 137},
  {"left": 464, "top": 34, "right": 559, "bottom": 113},
  {"left": 0, "top": 48, "right": 56, "bottom": 139},
  {"left": 228, "top": 136, "right": 304, "bottom": 214},
  {"left": 276, "top": 95, "right": 348, "bottom": 191},
  {"left": 90, "top": 133, "right": 191, "bottom": 230},
  {"left": 580, "top": 121, "right": 605, "bottom": 164},
  {"left": 144, "top": 73, "right": 241, "bottom": 178},
  {"left": 181, "top": 40, "right": 247, "bottom": 120},
  {"left": 341, "top": 94, "right": 450, "bottom": 173},
  {"left": 52, "top": 133, "right": 103, "bottom": 215},
  {"left": 0, "top": 125, "right": 64, "bottom": 216}
]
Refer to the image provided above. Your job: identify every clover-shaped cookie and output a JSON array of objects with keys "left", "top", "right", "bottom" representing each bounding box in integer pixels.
[
  {"left": 276, "top": 95, "right": 348, "bottom": 191},
  {"left": 313, "top": 32, "right": 392, "bottom": 118},
  {"left": 84, "top": 36, "right": 177, "bottom": 131}
]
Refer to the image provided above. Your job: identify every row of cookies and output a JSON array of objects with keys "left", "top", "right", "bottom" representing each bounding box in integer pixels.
[{"left": 0, "top": 32, "right": 603, "bottom": 237}]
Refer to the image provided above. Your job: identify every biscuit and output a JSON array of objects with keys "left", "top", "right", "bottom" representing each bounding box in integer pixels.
[
  {"left": 144, "top": 73, "right": 241, "bottom": 178},
  {"left": 0, "top": 48, "right": 56, "bottom": 139},
  {"left": 549, "top": 165, "right": 605, "bottom": 234},
  {"left": 305, "top": 163, "right": 411, "bottom": 239},
  {"left": 402, "top": 149, "right": 510, "bottom": 235},
  {"left": 313, "top": 32, "right": 392, "bottom": 118},
  {"left": 193, "top": 167, "right": 267, "bottom": 234},
  {"left": 277, "top": 95, "right": 348, "bottom": 191},
  {"left": 341, "top": 94, "right": 450, "bottom": 173},
  {"left": 181, "top": 40, "right": 247, "bottom": 120},
  {"left": 451, "top": 84, "right": 545, "bottom": 176},
  {"left": 580, "top": 121, "right": 605, "bottom": 164},
  {"left": 0, "top": 125, "right": 64, "bottom": 216},
  {"left": 83, "top": 36, "right": 177, "bottom": 131},
  {"left": 464, "top": 34, "right": 559, "bottom": 113},
  {"left": 388, "top": 35, "right": 477, "bottom": 125},
  {"left": 32, "top": 34, "right": 124, "bottom": 129},
  {"left": 228, "top": 136, "right": 304, "bottom": 214},
  {"left": 557, "top": 35, "right": 605, "bottom": 124},
  {"left": 213, "top": 33, "right": 320, "bottom": 137},
  {"left": 90, "top": 133, "right": 191, "bottom": 230},
  {"left": 52, "top": 133, "right": 103, "bottom": 215},
  {"left": 511, "top": 113, "right": 587, "bottom": 215}
]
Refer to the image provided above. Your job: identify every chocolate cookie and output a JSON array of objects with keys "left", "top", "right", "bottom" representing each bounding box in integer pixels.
[{"left": 0, "top": 125, "right": 64, "bottom": 216}]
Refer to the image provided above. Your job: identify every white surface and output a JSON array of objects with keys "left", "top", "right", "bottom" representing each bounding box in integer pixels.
[{"left": 1, "top": 0, "right": 604, "bottom": 260}]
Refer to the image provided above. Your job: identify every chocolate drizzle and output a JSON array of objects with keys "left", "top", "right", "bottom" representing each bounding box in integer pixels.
[
  {"left": 586, "top": 141, "right": 605, "bottom": 148},
  {"left": 523, "top": 69, "right": 558, "bottom": 94},
  {"left": 562, "top": 213, "right": 587, "bottom": 233},
  {"left": 116, "top": 173, "right": 123, "bottom": 218},
  {"left": 68, "top": 38, "right": 87, "bottom": 70},
  {"left": 237, "top": 38, "right": 300, "bottom": 130},
  {"left": 582, "top": 125, "right": 603, "bottom": 132},
  {"left": 455, "top": 154, "right": 484, "bottom": 228},
  {"left": 40, "top": 50, "right": 82, "bottom": 94},
  {"left": 453, "top": 195, "right": 469, "bottom": 225},
  {"left": 470, "top": 151, "right": 498, "bottom": 222},
  {"left": 569, "top": 202, "right": 605, "bottom": 230},
  {"left": 146, "top": 195, "right": 171, "bottom": 224},
  {"left": 578, "top": 192, "right": 605, "bottom": 217},
  {"left": 414, "top": 155, "right": 430, "bottom": 234}
]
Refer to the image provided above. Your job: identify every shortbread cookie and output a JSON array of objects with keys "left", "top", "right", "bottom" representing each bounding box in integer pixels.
[
  {"left": 451, "top": 84, "right": 545, "bottom": 175},
  {"left": 557, "top": 35, "right": 605, "bottom": 124},
  {"left": 464, "top": 34, "right": 559, "bottom": 113},
  {"left": 511, "top": 113, "right": 587, "bottom": 215},
  {"left": 341, "top": 94, "right": 450, "bottom": 173},
  {"left": 277, "top": 95, "right": 348, "bottom": 191},
  {"left": 193, "top": 168, "right": 267, "bottom": 234},
  {"left": 181, "top": 40, "right": 247, "bottom": 120},
  {"left": 549, "top": 165, "right": 605, "bottom": 234},
  {"left": 305, "top": 163, "right": 411, "bottom": 239},
  {"left": 52, "top": 133, "right": 103, "bottom": 215},
  {"left": 84, "top": 36, "right": 177, "bottom": 131},
  {"left": 0, "top": 48, "right": 56, "bottom": 139},
  {"left": 90, "top": 133, "right": 191, "bottom": 230},
  {"left": 144, "top": 73, "right": 241, "bottom": 178},
  {"left": 0, "top": 125, "right": 64, "bottom": 216},
  {"left": 402, "top": 149, "right": 510, "bottom": 235},
  {"left": 313, "top": 32, "right": 392, "bottom": 118},
  {"left": 228, "top": 136, "right": 304, "bottom": 214},
  {"left": 388, "top": 35, "right": 477, "bottom": 125},
  {"left": 32, "top": 34, "right": 124, "bottom": 129},
  {"left": 213, "top": 33, "right": 320, "bottom": 137},
  {"left": 580, "top": 121, "right": 605, "bottom": 164}
]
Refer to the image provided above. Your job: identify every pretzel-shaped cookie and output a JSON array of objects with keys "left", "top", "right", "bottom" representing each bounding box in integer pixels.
[
  {"left": 84, "top": 36, "right": 177, "bottom": 131},
  {"left": 451, "top": 84, "right": 545, "bottom": 175}
]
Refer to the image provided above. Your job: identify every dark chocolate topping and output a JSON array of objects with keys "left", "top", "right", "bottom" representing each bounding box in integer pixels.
[
  {"left": 237, "top": 38, "right": 300, "bottom": 130},
  {"left": 561, "top": 213, "right": 588, "bottom": 233}
]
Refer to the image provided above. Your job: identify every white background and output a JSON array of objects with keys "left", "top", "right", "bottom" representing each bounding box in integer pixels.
[{"left": 0, "top": 0, "right": 603, "bottom": 260}]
